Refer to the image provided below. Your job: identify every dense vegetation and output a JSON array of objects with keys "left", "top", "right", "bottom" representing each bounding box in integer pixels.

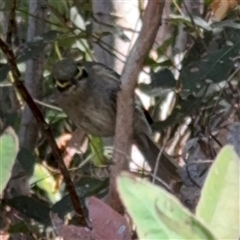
[{"left": 0, "top": 0, "right": 239, "bottom": 239}]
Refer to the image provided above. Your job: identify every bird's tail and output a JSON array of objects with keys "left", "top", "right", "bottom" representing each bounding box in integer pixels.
[{"left": 134, "top": 133, "right": 180, "bottom": 188}]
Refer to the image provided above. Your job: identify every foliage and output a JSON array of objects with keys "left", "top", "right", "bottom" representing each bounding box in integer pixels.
[
  {"left": 0, "top": 0, "right": 239, "bottom": 238},
  {"left": 117, "top": 145, "right": 240, "bottom": 239},
  {"left": 196, "top": 145, "right": 240, "bottom": 239},
  {"left": 0, "top": 127, "right": 19, "bottom": 194}
]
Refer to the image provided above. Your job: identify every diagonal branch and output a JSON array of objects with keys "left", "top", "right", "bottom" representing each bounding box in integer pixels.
[
  {"left": 0, "top": 39, "right": 88, "bottom": 227},
  {"left": 110, "top": 1, "right": 166, "bottom": 212}
]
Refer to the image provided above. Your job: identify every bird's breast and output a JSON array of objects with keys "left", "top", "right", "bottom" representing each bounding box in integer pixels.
[{"left": 56, "top": 90, "right": 116, "bottom": 137}]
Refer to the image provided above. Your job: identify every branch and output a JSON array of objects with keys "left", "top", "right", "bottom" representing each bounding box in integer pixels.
[
  {"left": 0, "top": 39, "right": 89, "bottom": 227},
  {"left": 18, "top": 0, "right": 46, "bottom": 153},
  {"left": 109, "top": 1, "right": 166, "bottom": 211},
  {"left": 6, "top": 0, "right": 17, "bottom": 46}
]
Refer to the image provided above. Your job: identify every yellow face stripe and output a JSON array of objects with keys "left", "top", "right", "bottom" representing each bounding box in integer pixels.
[
  {"left": 55, "top": 80, "right": 72, "bottom": 88},
  {"left": 75, "top": 66, "right": 84, "bottom": 80}
]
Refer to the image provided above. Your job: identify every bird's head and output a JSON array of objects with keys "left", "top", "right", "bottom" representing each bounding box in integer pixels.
[{"left": 52, "top": 58, "right": 88, "bottom": 92}]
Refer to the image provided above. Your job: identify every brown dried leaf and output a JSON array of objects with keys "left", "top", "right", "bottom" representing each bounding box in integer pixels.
[
  {"left": 51, "top": 197, "right": 131, "bottom": 240},
  {"left": 211, "top": 0, "right": 239, "bottom": 20},
  {"left": 51, "top": 212, "right": 94, "bottom": 240},
  {"left": 87, "top": 197, "right": 131, "bottom": 240}
]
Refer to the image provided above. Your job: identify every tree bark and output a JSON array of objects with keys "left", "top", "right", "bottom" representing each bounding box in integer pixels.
[
  {"left": 92, "top": 0, "right": 141, "bottom": 74},
  {"left": 109, "top": 0, "right": 166, "bottom": 212},
  {"left": 18, "top": 0, "right": 47, "bottom": 151},
  {"left": 91, "top": 0, "right": 142, "bottom": 210}
]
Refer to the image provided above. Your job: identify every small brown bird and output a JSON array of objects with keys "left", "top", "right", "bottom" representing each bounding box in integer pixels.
[{"left": 52, "top": 58, "right": 179, "bottom": 186}]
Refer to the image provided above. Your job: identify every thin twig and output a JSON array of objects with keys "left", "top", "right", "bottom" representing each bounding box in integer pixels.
[
  {"left": 152, "top": 143, "right": 166, "bottom": 184},
  {"left": 33, "top": 99, "right": 62, "bottom": 112}
]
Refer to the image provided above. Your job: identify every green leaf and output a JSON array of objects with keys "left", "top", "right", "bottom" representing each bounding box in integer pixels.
[
  {"left": 180, "top": 38, "right": 240, "bottom": 97},
  {"left": 45, "top": 109, "right": 67, "bottom": 124},
  {"left": 117, "top": 172, "right": 217, "bottom": 240},
  {"left": 139, "top": 68, "right": 176, "bottom": 97},
  {"left": 156, "top": 37, "right": 173, "bottom": 57},
  {"left": 169, "top": 15, "right": 212, "bottom": 31},
  {"left": 196, "top": 145, "right": 240, "bottom": 239},
  {"left": 0, "top": 127, "right": 19, "bottom": 194},
  {"left": 89, "top": 135, "right": 108, "bottom": 167},
  {"left": 29, "top": 163, "right": 60, "bottom": 203}
]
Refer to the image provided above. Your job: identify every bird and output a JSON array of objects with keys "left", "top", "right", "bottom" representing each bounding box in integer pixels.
[{"left": 51, "top": 58, "right": 180, "bottom": 187}]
